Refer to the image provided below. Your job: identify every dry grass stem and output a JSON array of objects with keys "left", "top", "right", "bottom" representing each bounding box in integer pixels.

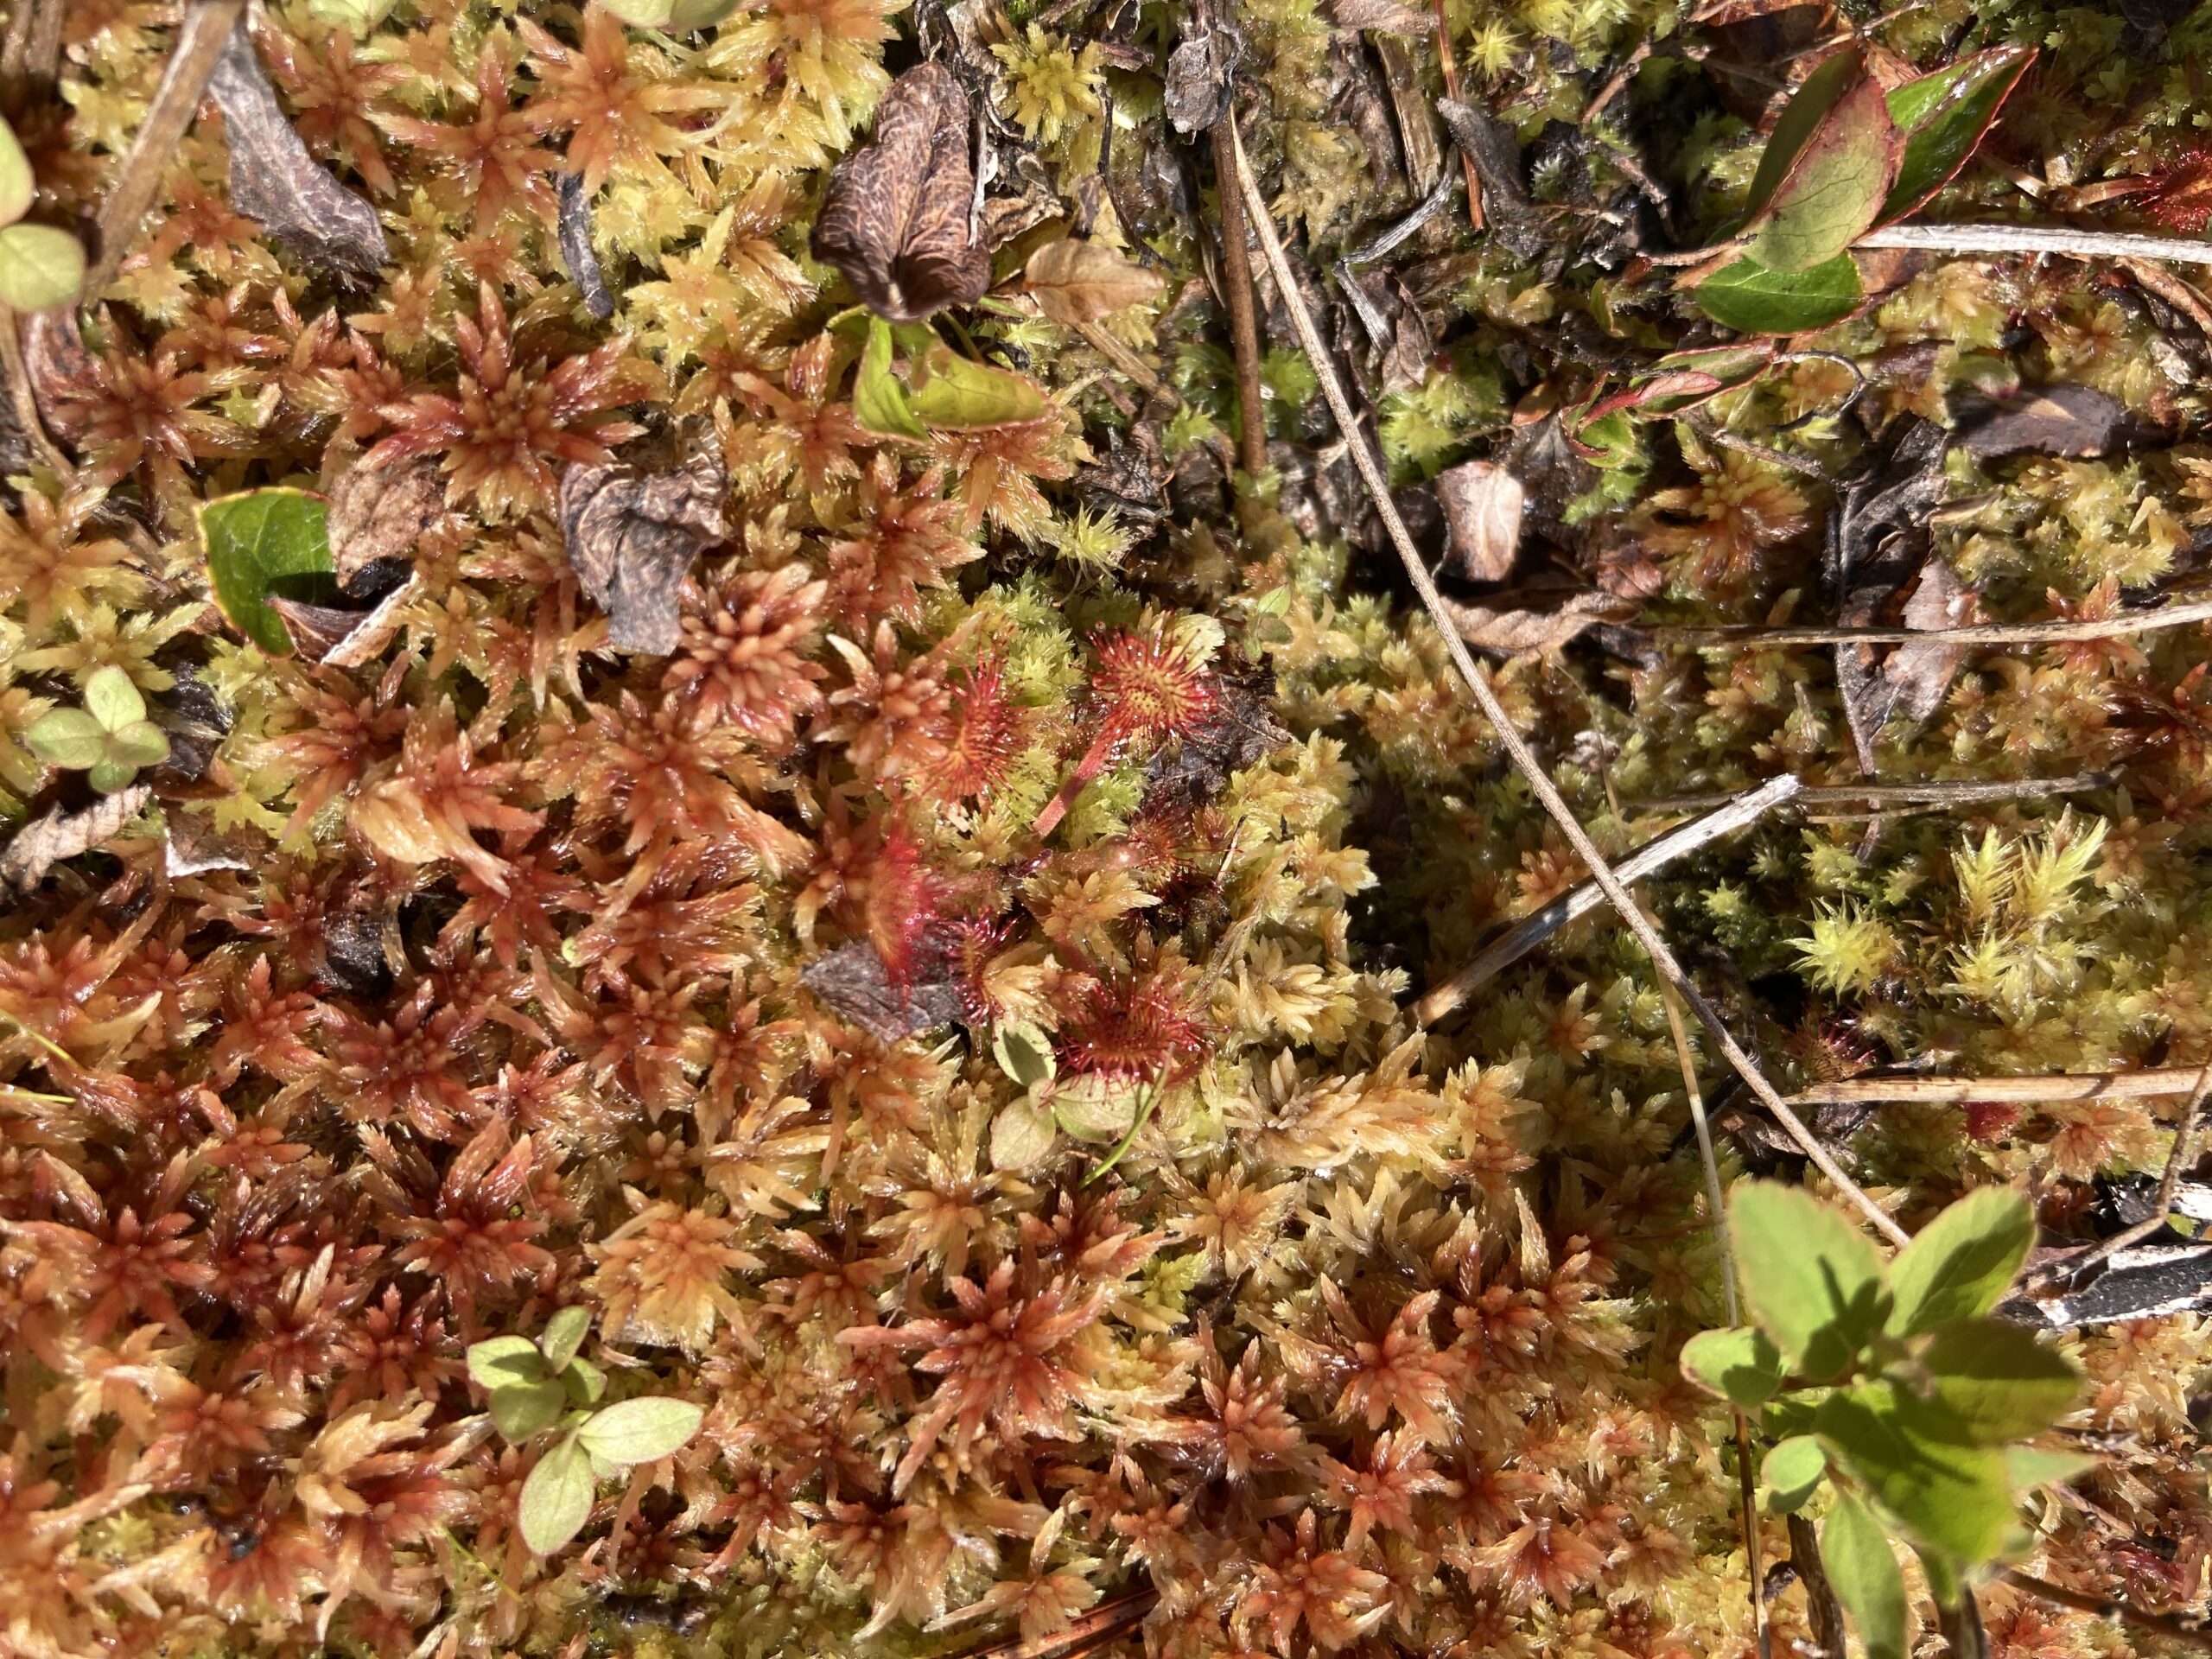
[
  {"left": 1649, "top": 596, "right": 2212, "bottom": 648},
  {"left": 1857, "top": 222, "right": 2212, "bottom": 265},
  {"left": 1791, "top": 1066, "right": 2212, "bottom": 1107}
]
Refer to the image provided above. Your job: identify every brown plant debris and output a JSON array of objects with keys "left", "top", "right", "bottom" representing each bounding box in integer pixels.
[
  {"left": 1024, "top": 238, "right": 1166, "bottom": 327},
  {"left": 1, "top": 785, "right": 151, "bottom": 890},
  {"left": 810, "top": 61, "right": 989, "bottom": 321},
  {"left": 205, "top": 22, "right": 387, "bottom": 286},
  {"left": 559, "top": 448, "right": 728, "bottom": 654},
  {"left": 1957, "top": 382, "right": 2131, "bottom": 459},
  {"left": 557, "top": 172, "right": 615, "bottom": 322},
  {"left": 328, "top": 455, "right": 449, "bottom": 593},
  {"left": 1434, "top": 456, "right": 1524, "bottom": 582}
]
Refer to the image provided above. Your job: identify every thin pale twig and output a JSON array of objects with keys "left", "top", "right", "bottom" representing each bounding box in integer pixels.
[
  {"left": 2021, "top": 1065, "right": 2212, "bottom": 1294},
  {"left": 1417, "top": 774, "right": 1802, "bottom": 1024},
  {"left": 1790, "top": 1065, "right": 2212, "bottom": 1108},
  {"left": 85, "top": 0, "right": 248, "bottom": 302},
  {"left": 1224, "top": 117, "right": 1910, "bottom": 1249},
  {"left": 1646, "top": 597, "right": 2212, "bottom": 648},
  {"left": 1207, "top": 93, "right": 1268, "bottom": 480},
  {"left": 1858, "top": 222, "right": 2212, "bottom": 265},
  {"left": 1630, "top": 772, "right": 2112, "bottom": 814},
  {"left": 1429, "top": 0, "right": 1484, "bottom": 229},
  {"left": 946, "top": 1592, "right": 1159, "bottom": 1659}
]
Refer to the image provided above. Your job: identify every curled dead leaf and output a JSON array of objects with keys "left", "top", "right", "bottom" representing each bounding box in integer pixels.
[
  {"left": 1165, "top": 22, "right": 1236, "bottom": 135},
  {"left": 802, "top": 940, "right": 966, "bottom": 1043},
  {"left": 327, "top": 455, "right": 448, "bottom": 594},
  {"left": 1024, "top": 238, "right": 1166, "bottom": 327},
  {"left": 1957, "top": 384, "right": 2127, "bottom": 459},
  {"left": 1440, "top": 589, "right": 1635, "bottom": 658},
  {"left": 810, "top": 63, "right": 989, "bottom": 321},
  {"left": 207, "top": 23, "right": 388, "bottom": 286},
  {"left": 2, "top": 785, "right": 151, "bottom": 891},
  {"left": 558, "top": 449, "right": 728, "bottom": 655},
  {"left": 557, "top": 173, "right": 614, "bottom": 321},
  {"left": 1434, "top": 458, "right": 1524, "bottom": 582}
]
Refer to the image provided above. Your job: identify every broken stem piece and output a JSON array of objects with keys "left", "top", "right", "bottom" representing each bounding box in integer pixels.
[
  {"left": 1208, "top": 116, "right": 1268, "bottom": 480},
  {"left": 1224, "top": 117, "right": 1911, "bottom": 1249},
  {"left": 1429, "top": 0, "right": 1484, "bottom": 230},
  {"left": 0, "top": 302, "right": 76, "bottom": 479},
  {"left": 85, "top": 0, "right": 247, "bottom": 302},
  {"left": 1997, "top": 1568, "right": 2212, "bottom": 1649},
  {"left": 1418, "top": 774, "right": 1802, "bottom": 1024},
  {"left": 1857, "top": 222, "right": 2212, "bottom": 266},
  {"left": 1630, "top": 772, "right": 2112, "bottom": 813},
  {"left": 1789, "top": 1065, "right": 2212, "bottom": 1107},
  {"left": 1647, "top": 597, "right": 2212, "bottom": 648}
]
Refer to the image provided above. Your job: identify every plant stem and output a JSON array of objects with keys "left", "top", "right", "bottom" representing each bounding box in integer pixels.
[
  {"left": 1418, "top": 774, "right": 1802, "bottom": 1024},
  {"left": 1997, "top": 1567, "right": 2212, "bottom": 1649},
  {"left": 84, "top": 0, "right": 246, "bottom": 302},
  {"left": 1429, "top": 0, "right": 1485, "bottom": 230},
  {"left": 1208, "top": 116, "right": 1268, "bottom": 480},
  {"left": 1630, "top": 772, "right": 2112, "bottom": 813},
  {"left": 1224, "top": 116, "right": 1910, "bottom": 1249},
  {"left": 1790, "top": 1065, "right": 2212, "bottom": 1107},
  {"left": 1646, "top": 597, "right": 2212, "bottom": 648}
]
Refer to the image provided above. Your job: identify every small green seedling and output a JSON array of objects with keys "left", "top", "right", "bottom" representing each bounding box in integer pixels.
[
  {"left": 0, "top": 115, "right": 84, "bottom": 313},
  {"left": 26, "top": 667, "right": 171, "bottom": 792},
  {"left": 986, "top": 1020, "right": 1160, "bottom": 1180},
  {"left": 1681, "top": 1184, "right": 2087, "bottom": 1658},
  {"left": 467, "top": 1308, "right": 706, "bottom": 1554}
]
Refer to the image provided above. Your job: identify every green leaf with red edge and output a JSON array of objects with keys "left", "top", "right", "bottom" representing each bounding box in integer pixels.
[
  {"left": 1746, "top": 71, "right": 1900, "bottom": 273},
  {"left": 1880, "top": 45, "right": 2036, "bottom": 223},
  {"left": 1696, "top": 253, "right": 1865, "bottom": 335},
  {"left": 1744, "top": 48, "right": 1868, "bottom": 223}
]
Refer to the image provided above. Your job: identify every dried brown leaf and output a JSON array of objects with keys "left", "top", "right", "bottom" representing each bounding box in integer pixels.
[
  {"left": 1441, "top": 590, "right": 1633, "bottom": 658},
  {"left": 558, "top": 449, "right": 728, "bottom": 654},
  {"left": 1957, "top": 384, "right": 2127, "bottom": 459},
  {"left": 1024, "top": 238, "right": 1166, "bottom": 327},
  {"left": 1434, "top": 458, "right": 1523, "bottom": 582},
  {"left": 1165, "top": 23, "right": 1236, "bottom": 135},
  {"left": 328, "top": 455, "right": 447, "bottom": 593},
  {"left": 1324, "top": 0, "right": 1436, "bottom": 34},
  {"left": 802, "top": 940, "right": 965, "bottom": 1043},
  {"left": 2, "top": 785, "right": 151, "bottom": 891},
  {"left": 810, "top": 62, "right": 988, "bottom": 321},
  {"left": 557, "top": 173, "right": 614, "bottom": 321},
  {"left": 207, "top": 24, "right": 388, "bottom": 286}
]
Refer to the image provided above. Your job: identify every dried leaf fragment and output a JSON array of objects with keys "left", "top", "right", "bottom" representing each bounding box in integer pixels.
[
  {"left": 207, "top": 23, "right": 388, "bottom": 286},
  {"left": 1440, "top": 590, "right": 1634, "bottom": 658},
  {"left": 327, "top": 455, "right": 448, "bottom": 593},
  {"left": 557, "top": 173, "right": 614, "bottom": 321},
  {"left": 810, "top": 63, "right": 988, "bottom": 321},
  {"left": 1434, "top": 458, "right": 1524, "bottom": 582},
  {"left": 1024, "top": 238, "right": 1166, "bottom": 327},
  {"left": 802, "top": 940, "right": 965, "bottom": 1042},
  {"left": 1323, "top": 0, "right": 1435, "bottom": 34},
  {"left": 2, "top": 785, "right": 151, "bottom": 891},
  {"left": 559, "top": 450, "right": 728, "bottom": 654},
  {"left": 1957, "top": 384, "right": 2127, "bottom": 459},
  {"left": 1165, "top": 22, "right": 1236, "bottom": 136}
]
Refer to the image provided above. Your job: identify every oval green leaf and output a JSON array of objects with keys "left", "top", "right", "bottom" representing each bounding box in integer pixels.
[
  {"left": 575, "top": 1396, "right": 704, "bottom": 1465},
  {"left": 1695, "top": 254, "right": 1864, "bottom": 336},
  {"left": 992, "top": 1021, "right": 1057, "bottom": 1091},
  {"left": 1680, "top": 1325, "right": 1787, "bottom": 1409},
  {"left": 0, "top": 118, "right": 34, "bottom": 228},
  {"left": 489, "top": 1376, "right": 569, "bottom": 1442},
  {"left": 1760, "top": 1433, "right": 1828, "bottom": 1513},
  {"left": 1821, "top": 1491, "right": 1908, "bottom": 1659},
  {"left": 1916, "top": 1318, "right": 2080, "bottom": 1445},
  {"left": 198, "top": 488, "right": 339, "bottom": 656},
  {"left": 991, "top": 1094, "right": 1059, "bottom": 1172},
  {"left": 1731, "top": 1181, "right": 1890, "bottom": 1380},
  {"left": 561, "top": 1355, "right": 607, "bottom": 1407},
  {"left": 83, "top": 666, "right": 146, "bottom": 733},
  {"left": 1744, "top": 48, "right": 1867, "bottom": 223},
  {"left": 855, "top": 315, "right": 927, "bottom": 440},
  {"left": 25, "top": 708, "right": 111, "bottom": 772},
  {"left": 104, "top": 721, "right": 171, "bottom": 770},
  {"left": 0, "top": 222, "right": 86, "bottom": 312},
  {"left": 1884, "top": 1185, "right": 2036, "bottom": 1337},
  {"left": 1745, "top": 73, "right": 1899, "bottom": 273},
  {"left": 908, "top": 346, "right": 1049, "bottom": 429},
  {"left": 1881, "top": 46, "right": 2036, "bottom": 223},
  {"left": 539, "top": 1306, "right": 593, "bottom": 1372},
  {"left": 1816, "top": 1380, "right": 2017, "bottom": 1561},
  {"left": 467, "top": 1334, "right": 548, "bottom": 1390},
  {"left": 518, "top": 1433, "right": 596, "bottom": 1554},
  {"left": 86, "top": 759, "right": 137, "bottom": 793}
]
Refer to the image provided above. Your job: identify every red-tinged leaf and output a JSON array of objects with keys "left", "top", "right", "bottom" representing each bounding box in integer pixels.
[
  {"left": 1696, "top": 252, "right": 1865, "bottom": 334},
  {"left": 1746, "top": 73, "right": 1901, "bottom": 273},
  {"left": 1879, "top": 46, "right": 2036, "bottom": 222},
  {"left": 1744, "top": 48, "right": 1867, "bottom": 224}
]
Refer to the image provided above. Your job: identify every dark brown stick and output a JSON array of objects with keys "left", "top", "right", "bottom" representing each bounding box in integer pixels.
[{"left": 1208, "top": 118, "right": 1268, "bottom": 480}]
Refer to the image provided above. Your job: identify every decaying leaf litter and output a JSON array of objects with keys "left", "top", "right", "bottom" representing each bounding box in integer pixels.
[{"left": 3, "top": 0, "right": 2212, "bottom": 1653}]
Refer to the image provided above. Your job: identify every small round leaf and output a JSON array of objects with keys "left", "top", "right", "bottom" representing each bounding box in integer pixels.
[
  {"left": 0, "top": 223, "right": 86, "bottom": 313},
  {"left": 1680, "top": 1325, "right": 1786, "bottom": 1410},
  {"left": 86, "top": 758, "right": 138, "bottom": 794},
  {"left": 104, "top": 721, "right": 170, "bottom": 770},
  {"left": 1759, "top": 1434, "right": 1828, "bottom": 1513},
  {"left": 489, "top": 1377, "right": 569, "bottom": 1442},
  {"left": 575, "top": 1396, "right": 704, "bottom": 1466},
  {"left": 991, "top": 1021, "right": 1056, "bottom": 1091},
  {"left": 82, "top": 666, "right": 146, "bottom": 732},
  {"left": 990, "top": 1095, "right": 1059, "bottom": 1172},
  {"left": 518, "top": 1434, "right": 596, "bottom": 1554},
  {"left": 539, "top": 1305, "right": 593, "bottom": 1371},
  {"left": 25, "top": 709, "right": 110, "bottom": 771},
  {"left": 467, "top": 1334, "right": 549, "bottom": 1391},
  {"left": 561, "top": 1355, "right": 607, "bottom": 1407}
]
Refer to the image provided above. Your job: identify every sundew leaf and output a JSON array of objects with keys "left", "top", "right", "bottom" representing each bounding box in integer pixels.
[
  {"left": 1821, "top": 1491, "right": 1909, "bottom": 1659},
  {"left": 907, "top": 346, "right": 1050, "bottom": 429},
  {"left": 1881, "top": 45, "right": 2036, "bottom": 222},
  {"left": 1917, "top": 1318, "right": 2081, "bottom": 1444},
  {"left": 855, "top": 315, "right": 928, "bottom": 440},
  {"left": 576, "top": 1397, "right": 704, "bottom": 1465},
  {"left": 1696, "top": 253, "right": 1864, "bottom": 335},
  {"left": 200, "top": 488, "right": 339, "bottom": 656},
  {"left": 1885, "top": 1185, "right": 2036, "bottom": 1337},
  {"left": 1680, "top": 1325, "right": 1786, "bottom": 1409},
  {"left": 1745, "top": 73, "right": 1900, "bottom": 273},
  {"left": 0, "top": 223, "right": 86, "bottom": 313},
  {"left": 1816, "top": 1381, "right": 2018, "bottom": 1561},
  {"left": 518, "top": 1434, "right": 595, "bottom": 1554},
  {"left": 1731, "top": 1181, "right": 1889, "bottom": 1380}
]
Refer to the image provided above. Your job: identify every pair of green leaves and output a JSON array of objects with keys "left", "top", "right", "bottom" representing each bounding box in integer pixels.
[
  {"left": 198, "top": 488, "right": 341, "bottom": 657},
  {"left": 0, "top": 117, "right": 83, "bottom": 313},
  {"left": 25, "top": 666, "right": 171, "bottom": 793},
  {"left": 1681, "top": 1183, "right": 2083, "bottom": 1659},
  {"left": 986, "top": 1020, "right": 1153, "bottom": 1173},
  {"left": 1694, "top": 45, "right": 2034, "bottom": 335},
  {"left": 467, "top": 1310, "right": 706, "bottom": 1554},
  {"left": 855, "top": 315, "right": 1049, "bottom": 438}
]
